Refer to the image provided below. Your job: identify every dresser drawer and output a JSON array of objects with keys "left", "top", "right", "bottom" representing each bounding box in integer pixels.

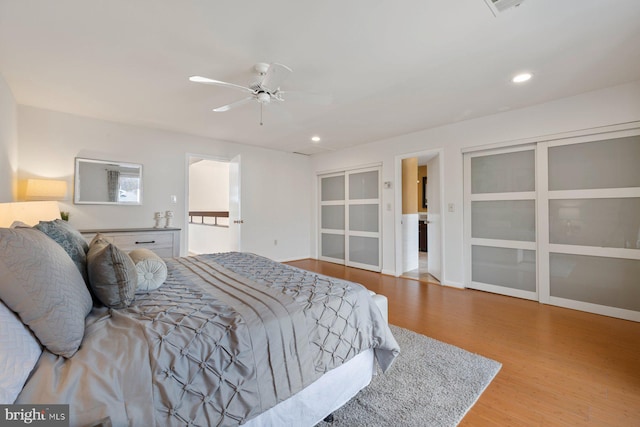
[
  {"left": 111, "top": 232, "right": 174, "bottom": 250},
  {"left": 81, "top": 228, "right": 181, "bottom": 258}
]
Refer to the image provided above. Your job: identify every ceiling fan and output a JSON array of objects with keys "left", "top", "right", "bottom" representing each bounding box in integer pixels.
[{"left": 190, "top": 63, "right": 302, "bottom": 125}]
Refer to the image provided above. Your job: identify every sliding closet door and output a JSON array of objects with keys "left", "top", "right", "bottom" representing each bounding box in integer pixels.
[
  {"left": 464, "top": 146, "right": 538, "bottom": 300},
  {"left": 346, "top": 168, "right": 381, "bottom": 271},
  {"left": 319, "top": 173, "right": 346, "bottom": 264},
  {"left": 319, "top": 167, "right": 381, "bottom": 272},
  {"left": 539, "top": 132, "right": 640, "bottom": 322}
]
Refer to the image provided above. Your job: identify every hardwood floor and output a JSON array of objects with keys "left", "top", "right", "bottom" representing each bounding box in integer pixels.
[{"left": 286, "top": 259, "right": 640, "bottom": 427}]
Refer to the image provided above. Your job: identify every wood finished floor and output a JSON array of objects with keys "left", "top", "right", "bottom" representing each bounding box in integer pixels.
[{"left": 285, "top": 259, "right": 640, "bottom": 427}]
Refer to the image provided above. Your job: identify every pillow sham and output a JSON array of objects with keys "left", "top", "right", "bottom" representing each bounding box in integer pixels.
[
  {"left": 0, "top": 228, "right": 93, "bottom": 358},
  {"left": 0, "top": 300, "right": 43, "bottom": 404},
  {"left": 33, "top": 219, "right": 89, "bottom": 284},
  {"left": 87, "top": 234, "right": 137, "bottom": 308},
  {"left": 129, "top": 249, "right": 168, "bottom": 292}
]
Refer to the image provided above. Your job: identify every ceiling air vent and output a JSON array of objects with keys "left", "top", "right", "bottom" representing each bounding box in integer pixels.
[{"left": 484, "top": 0, "right": 526, "bottom": 15}]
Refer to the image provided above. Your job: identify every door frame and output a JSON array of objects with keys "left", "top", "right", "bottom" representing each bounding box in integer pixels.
[
  {"left": 184, "top": 153, "right": 240, "bottom": 255},
  {"left": 394, "top": 148, "right": 445, "bottom": 280}
]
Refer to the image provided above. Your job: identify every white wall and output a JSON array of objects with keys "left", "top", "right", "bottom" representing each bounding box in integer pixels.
[
  {"left": 17, "top": 106, "right": 312, "bottom": 261},
  {"left": 311, "top": 80, "right": 640, "bottom": 287},
  {"left": 0, "top": 75, "right": 18, "bottom": 202}
]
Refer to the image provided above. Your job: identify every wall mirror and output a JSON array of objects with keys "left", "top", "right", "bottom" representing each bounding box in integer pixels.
[{"left": 74, "top": 158, "right": 143, "bottom": 205}]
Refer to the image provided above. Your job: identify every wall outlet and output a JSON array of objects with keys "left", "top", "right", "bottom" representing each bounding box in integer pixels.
[
  {"left": 274, "top": 239, "right": 278, "bottom": 246},
  {"left": 448, "top": 203, "right": 455, "bottom": 212},
  {"left": 170, "top": 195, "right": 177, "bottom": 204}
]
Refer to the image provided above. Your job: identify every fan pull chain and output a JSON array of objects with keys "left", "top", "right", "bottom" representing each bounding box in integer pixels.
[{"left": 260, "top": 103, "right": 264, "bottom": 126}]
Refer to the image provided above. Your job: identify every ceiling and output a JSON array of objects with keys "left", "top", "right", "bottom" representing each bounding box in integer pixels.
[{"left": 1, "top": 1, "right": 639, "bottom": 156}]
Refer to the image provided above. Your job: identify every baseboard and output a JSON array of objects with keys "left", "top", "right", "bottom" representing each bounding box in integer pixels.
[{"left": 442, "top": 280, "right": 464, "bottom": 289}]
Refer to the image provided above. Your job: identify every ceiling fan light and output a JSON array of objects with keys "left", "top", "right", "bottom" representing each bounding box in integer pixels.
[
  {"left": 311, "top": 136, "right": 321, "bottom": 143},
  {"left": 257, "top": 92, "right": 271, "bottom": 104}
]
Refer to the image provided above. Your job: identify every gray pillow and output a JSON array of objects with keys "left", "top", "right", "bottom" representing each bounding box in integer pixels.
[
  {"left": 33, "top": 219, "right": 89, "bottom": 284},
  {"left": 0, "top": 228, "right": 93, "bottom": 358},
  {"left": 87, "top": 234, "right": 137, "bottom": 308}
]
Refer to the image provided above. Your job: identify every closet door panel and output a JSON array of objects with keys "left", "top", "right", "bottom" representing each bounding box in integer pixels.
[
  {"left": 472, "top": 200, "right": 536, "bottom": 242},
  {"left": 471, "top": 150, "right": 535, "bottom": 194},
  {"left": 349, "top": 204, "right": 379, "bottom": 232},
  {"left": 349, "top": 236, "right": 380, "bottom": 266},
  {"left": 321, "top": 175, "right": 345, "bottom": 201},
  {"left": 550, "top": 253, "right": 640, "bottom": 311},
  {"left": 472, "top": 246, "right": 536, "bottom": 292},
  {"left": 321, "top": 233, "right": 345, "bottom": 260},
  {"left": 321, "top": 205, "right": 345, "bottom": 230},
  {"left": 549, "top": 198, "right": 640, "bottom": 249},
  {"left": 548, "top": 135, "right": 640, "bottom": 191}
]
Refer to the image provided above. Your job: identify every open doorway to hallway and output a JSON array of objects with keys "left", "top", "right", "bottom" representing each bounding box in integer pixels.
[
  {"left": 397, "top": 151, "right": 442, "bottom": 284},
  {"left": 187, "top": 156, "right": 231, "bottom": 255}
]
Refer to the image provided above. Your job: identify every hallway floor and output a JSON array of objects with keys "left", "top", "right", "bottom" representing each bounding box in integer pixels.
[{"left": 401, "top": 251, "right": 440, "bottom": 284}]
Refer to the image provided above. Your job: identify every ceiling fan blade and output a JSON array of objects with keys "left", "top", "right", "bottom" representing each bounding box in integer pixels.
[
  {"left": 189, "top": 76, "right": 254, "bottom": 94},
  {"left": 260, "top": 63, "right": 292, "bottom": 93},
  {"left": 212, "top": 96, "right": 254, "bottom": 112}
]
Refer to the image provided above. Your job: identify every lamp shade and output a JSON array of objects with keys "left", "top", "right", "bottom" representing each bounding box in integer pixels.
[
  {"left": 25, "top": 179, "right": 68, "bottom": 200},
  {"left": 0, "top": 201, "right": 62, "bottom": 228}
]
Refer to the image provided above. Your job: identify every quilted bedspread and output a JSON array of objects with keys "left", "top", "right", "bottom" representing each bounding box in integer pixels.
[{"left": 16, "top": 253, "right": 399, "bottom": 427}]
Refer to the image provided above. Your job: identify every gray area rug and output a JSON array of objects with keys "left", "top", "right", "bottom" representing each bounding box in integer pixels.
[{"left": 326, "top": 325, "right": 501, "bottom": 427}]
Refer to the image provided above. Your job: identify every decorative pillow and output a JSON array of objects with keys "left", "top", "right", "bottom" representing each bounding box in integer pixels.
[
  {"left": 129, "top": 249, "right": 168, "bottom": 292},
  {"left": 0, "top": 300, "right": 43, "bottom": 404},
  {"left": 9, "top": 221, "right": 30, "bottom": 229},
  {"left": 87, "top": 234, "right": 137, "bottom": 308},
  {"left": 0, "top": 228, "right": 93, "bottom": 358},
  {"left": 33, "top": 219, "right": 89, "bottom": 284}
]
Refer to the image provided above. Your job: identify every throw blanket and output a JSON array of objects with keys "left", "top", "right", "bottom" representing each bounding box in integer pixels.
[{"left": 17, "top": 253, "right": 399, "bottom": 426}]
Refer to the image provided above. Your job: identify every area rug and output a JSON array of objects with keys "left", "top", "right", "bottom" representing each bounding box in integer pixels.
[{"left": 326, "top": 325, "right": 501, "bottom": 427}]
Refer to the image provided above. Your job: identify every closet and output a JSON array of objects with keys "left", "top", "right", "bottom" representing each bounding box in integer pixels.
[
  {"left": 319, "top": 166, "right": 382, "bottom": 272},
  {"left": 464, "top": 128, "right": 640, "bottom": 321}
]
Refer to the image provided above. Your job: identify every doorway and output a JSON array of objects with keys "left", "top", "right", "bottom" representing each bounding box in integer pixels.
[
  {"left": 185, "top": 154, "right": 241, "bottom": 255},
  {"left": 396, "top": 150, "right": 443, "bottom": 283}
]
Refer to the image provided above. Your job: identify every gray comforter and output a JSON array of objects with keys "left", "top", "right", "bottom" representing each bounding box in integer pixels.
[{"left": 17, "top": 253, "right": 399, "bottom": 426}]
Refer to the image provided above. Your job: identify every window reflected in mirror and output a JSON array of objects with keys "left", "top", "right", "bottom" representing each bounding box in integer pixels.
[{"left": 74, "top": 158, "right": 143, "bottom": 205}]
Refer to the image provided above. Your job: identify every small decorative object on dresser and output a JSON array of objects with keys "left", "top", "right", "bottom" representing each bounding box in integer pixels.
[
  {"left": 153, "top": 211, "right": 163, "bottom": 228},
  {"left": 164, "top": 210, "right": 174, "bottom": 228},
  {"left": 80, "top": 228, "right": 181, "bottom": 258}
]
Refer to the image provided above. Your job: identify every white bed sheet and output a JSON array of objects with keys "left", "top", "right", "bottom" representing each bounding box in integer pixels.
[{"left": 244, "top": 348, "right": 374, "bottom": 427}]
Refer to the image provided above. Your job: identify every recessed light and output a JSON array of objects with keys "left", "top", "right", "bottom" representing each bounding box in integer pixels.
[
  {"left": 512, "top": 72, "right": 533, "bottom": 83},
  {"left": 311, "top": 136, "right": 321, "bottom": 143}
]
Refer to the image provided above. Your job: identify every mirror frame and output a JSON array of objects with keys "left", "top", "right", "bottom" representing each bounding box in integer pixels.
[{"left": 74, "top": 157, "right": 143, "bottom": 205}]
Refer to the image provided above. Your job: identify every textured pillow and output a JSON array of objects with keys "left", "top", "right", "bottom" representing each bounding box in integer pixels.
[
  {"left": 33, "top": 219, "right": 89, "bottom": 284},
  {"left": 0, "top": 300, "right": 43, "bottom": 404},
  {"left": 87, "top": 234, "right": 137, "bottom": 308},
  {"left": 129, "top": 249, "right": 168, "bottom": 292},
  {"left": 0, "top": 228, "right": 93, "bottom": 358}
]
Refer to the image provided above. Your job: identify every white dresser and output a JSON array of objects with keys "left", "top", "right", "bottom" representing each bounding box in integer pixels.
[{"left": 80, "top": 228, "right": 181, "bottom": 258}]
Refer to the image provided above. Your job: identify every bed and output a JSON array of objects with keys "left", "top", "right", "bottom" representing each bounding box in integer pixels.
[{"left": 0, "top": 219, "right": 399, "bottom": 427}]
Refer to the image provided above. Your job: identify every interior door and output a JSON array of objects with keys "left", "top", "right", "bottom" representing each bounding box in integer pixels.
[
  {"left": 228, "top": 155, "right": 241, "bottom": 251},
  {"left": 426, "top": 155, "right": 442, "bottom": 281}
]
